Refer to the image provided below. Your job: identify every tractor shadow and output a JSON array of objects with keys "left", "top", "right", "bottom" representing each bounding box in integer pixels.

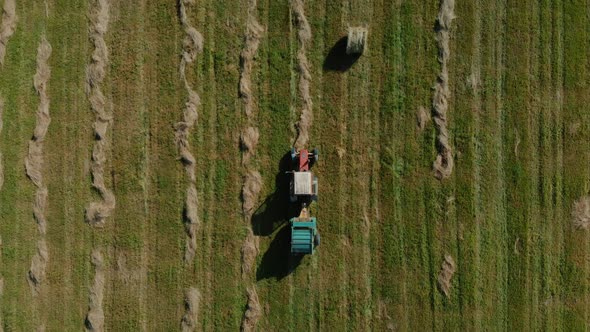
[
  {"left": 253, "top": 152, "right": 304, "bottom": 281},
  {"left": 323, "top": 36, "right": 362, "bottom": 72}
]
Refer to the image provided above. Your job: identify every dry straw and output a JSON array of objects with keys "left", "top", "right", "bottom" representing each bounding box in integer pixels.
[
  {"left": 181, "top": 287, "right": 201, "bottom": 332},
  {"left": 573, "top": 196, "right": 590, "bottom": 230},
  {"left": 175, "top": 0, "right": 204, "bottom": 264},
  {"left": 85, "top": 249, "right": 105, "bottom": 332},
  {"left": 241, "top": 287, "right": 262, "bottom": 332},
  {"left": 437, "top": 254, "right": 456, "bottom": 298},
  {"left": 432, "top": 0, "right": 455, "bottom": 180},
  {"left": 25, "top": 39, "right": 52, "bottom": 295},
  {"left": 0, "top": 0, "right": 16, "bottom": 66},
  {"left": 85, "top": 0, "right": 115, "bottom": 226}
]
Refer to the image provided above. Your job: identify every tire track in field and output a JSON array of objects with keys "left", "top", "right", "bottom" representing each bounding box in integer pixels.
[
  {"left": 25, "top": 38, "right": 52, "bottom": 300},
  {"left": 348, "top": 0, "right": 374, "bottom": 328},
  {"left": 176, "top": 0, "right": 203, "bottom": 265},
  {"left": 493, "top": 0, "right": 508, "bottom": 324},
  {"left": 176, "top": 0, "right": 203, "bottom": 329},
  {"left": 85, "top": 0, "right": 114, "bottom": 226},
  {"left": 239, "top": 1, "right": 264, "bottom": 330},
  {"left": 469, "top": 0, "right": 483, "bottom": 324},
  {"left": 431, "top": 0, "right": 455, "bottom": 180}
]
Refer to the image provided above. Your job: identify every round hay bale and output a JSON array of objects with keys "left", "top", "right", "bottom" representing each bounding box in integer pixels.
[{"left": 346, "top": 27, "right": 368, "bottom": 55}]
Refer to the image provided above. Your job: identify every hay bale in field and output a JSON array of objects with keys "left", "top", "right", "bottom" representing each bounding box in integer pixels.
[
  {"left": 85, "top": 249, "right": 105, "bottom": 332},
  {"left": 437, "top": 254, "right": 456, "bottom": 298},
  {"left": 0, "top": 0, "right": 17, "bottom": 66},
  {"left": 181, "top": 287, "right": 201, "bottom": 332},
  {"left": 573, "top": 196, "right": 590, "bottom": 230},
  {"left": 241, "top": 287, "right": 261, "bottom": 332},
  {"left": 346, "top": 27, "right": 368, "bottom": 55}
]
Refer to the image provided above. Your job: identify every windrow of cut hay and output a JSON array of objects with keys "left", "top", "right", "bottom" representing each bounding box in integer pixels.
[
  {"left": 238, "top": 1, "right": 264, "bottom": 330},
  {"left": 25, "top": 38, "right": 52, "bottom": 295},
  {"left": 292, "top": 0, "right": 312, "bottom": 150},
  {"left": 175, "top": 0, "right": 203, "bottom": 265},
  {"left": 241, "top": 287, "right": 262, "bottom": 332},
  {"left": 180, "top": 287, "right": 200, "bottom": 332},
  {"left": 85, "top": 249, "right": 105, "bottom": 332},
  {"left": 431, "top": 0, "right": 455, "bottom": 180},
  {"left": 0, "top": 0, "right": 16, "bottom": 66},
  {"left": 437, "top": 254, "right": 456, "bottom": 298},
  {"left": 85, "top": 0, "right": 114, "bottom": 226}
]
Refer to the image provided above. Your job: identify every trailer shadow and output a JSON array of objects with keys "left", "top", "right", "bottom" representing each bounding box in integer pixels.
[
  {"left": 323, "top": 36, "right": 361, "bottom": 72},
  {"left": 253, "top": 152, "right": 304, "bottom": 280}
]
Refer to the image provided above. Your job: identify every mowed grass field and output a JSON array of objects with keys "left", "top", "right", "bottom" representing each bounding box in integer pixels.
[{"left": 0, "top": 0, "right": 589, "bottom": 330}]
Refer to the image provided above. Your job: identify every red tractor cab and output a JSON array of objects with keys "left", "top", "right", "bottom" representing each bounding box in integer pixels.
[{"left": 289, "top": 148, "right": 319, "bottom": 203}]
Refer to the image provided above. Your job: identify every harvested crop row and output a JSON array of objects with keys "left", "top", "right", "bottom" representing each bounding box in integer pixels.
[
  {"left": 238, "top": 1, "right": 264, "bottom": 330},
  {"left": 85, "top": 0, "right": 114, "bottom": 226},
  {"left": 85, "top": 249, "right": 105, "bottom": 332},
  {"left": 292, "top": 0, "right": 313, "bottom": 150},
  {"left": 180, "top": 287, "right": 200, "bottom": 332},
  {"left": 0, "top": 0, "right": 16, "bottom": 66},
  {"left": 25, "top": 38, "right": 52, "bottom": 296},
  {"left": 431, "top": 0, "right": 455, "bottom": 180},
  {"left": 175, "top": 0, "right": 203, "bottom": 265},
  {"left": 437, "top": 254, "right": 456, "bottom": 298}
]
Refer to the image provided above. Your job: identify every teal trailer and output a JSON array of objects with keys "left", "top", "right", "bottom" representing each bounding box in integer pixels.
[{"left": 290, "top": 217, "right": 320, "bottom": 255}]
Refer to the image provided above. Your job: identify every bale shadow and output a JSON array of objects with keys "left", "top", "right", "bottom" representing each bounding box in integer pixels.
[
  {"left": 323, "top": 36, "right": 361, "bottom": 72},
  {"left": 254, "top": 152, "right": 304, "bottom": 280}
]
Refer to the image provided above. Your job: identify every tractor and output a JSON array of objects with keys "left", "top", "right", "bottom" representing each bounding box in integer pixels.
[{"left": 288, "top": 148, "right": 320, "bottom": 255}]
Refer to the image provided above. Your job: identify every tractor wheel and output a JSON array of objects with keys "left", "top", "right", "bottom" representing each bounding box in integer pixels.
[
  {"left": 314, "top": 233, "right": 320, "bottom": 247},
  {"left": 313, "top": 148, "right": 319, "bottom": 163},
  {"left": 291, "top": 147, "right": 297, "bottom": 161}
]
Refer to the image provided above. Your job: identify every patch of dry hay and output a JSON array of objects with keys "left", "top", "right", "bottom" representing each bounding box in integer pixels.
[
  {"left": 25, "top": 39, "right": 52, "bottom": 296},
  {"left": 242, "top": 170, "right": 262, "bottom": 217},
  {"left": 240, "top": 229, "right": 259, "bottom": 277},
  {"left": 241, "top": 287, "right": 262, "bottom": 332},
  {"left": 432, "top": 0, "right": 455, "bottom": 180},
  {"left": 437, "top": 254, "right": 456, "bottom": 298},
  {"left": 239, "top": 3, "right": 263, "bottom": 118},
  {"left": 417, "top": 106, "right": 430, "bottom": 131},
  {"left": 0, "top": 0, "right": 16, "bottom": 66},
  {"left": 176, "top": 0, "right": 203, "bottom": 264},
  {"left": 180, "top": 287, "right": 201, "bottom": 332},
  {"left": 27, "top": 239, "right": 48, "bottom": 295},
  {"left": 573, "top": 196, "right": 590, "bottom": 230},
  {"left": 85, "top": 0, "right": 114, "bottom": 227},
  {"left": 292, "top": 0, "right": 313, "bottom": 150},
  {"left": 85, "top": 249, "right": 105, "bottom": 332}
]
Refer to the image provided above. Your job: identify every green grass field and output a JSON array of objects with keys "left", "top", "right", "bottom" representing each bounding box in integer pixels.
[{"left": 0, "top": 0, "right": 589, "bottom": 330}]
